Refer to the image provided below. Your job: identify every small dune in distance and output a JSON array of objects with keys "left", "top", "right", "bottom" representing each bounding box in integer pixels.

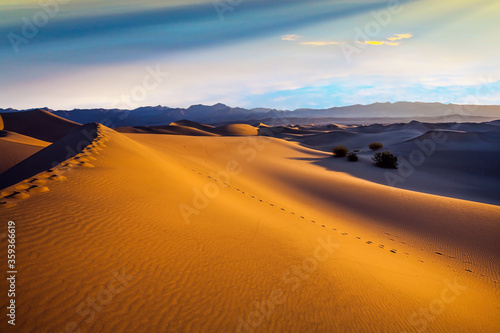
[{"left": 0, "top": 107, "right": 499, "bottom": 332}]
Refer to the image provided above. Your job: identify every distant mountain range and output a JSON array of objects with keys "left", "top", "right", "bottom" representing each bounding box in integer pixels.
[{"left": 1, "top": 102, "right": 499, "bottom": 127}]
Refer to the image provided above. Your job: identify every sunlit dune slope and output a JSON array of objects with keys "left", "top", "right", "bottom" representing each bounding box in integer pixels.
[
  {"left": 0, "top": 125, "right": 498, "bottom": 332},
  {"left": 117, "top": 120, "right": 259, "bottom": 137}
]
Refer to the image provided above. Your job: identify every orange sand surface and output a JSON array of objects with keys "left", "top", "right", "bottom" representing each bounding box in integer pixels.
[{"left": 0, "top": 119, "right": 498, "bottom": 332}]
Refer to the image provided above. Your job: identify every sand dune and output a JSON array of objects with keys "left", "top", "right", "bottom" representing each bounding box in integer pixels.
[
  {"left": 117, "top": 120, "right": 259, "bottom": 137},
  {"left": 0, "top": 130, "right": 50, "bottom": 174},
  {"left": 0, "top": 109, "right": 81, "bottom": 142},
  {"left": 271, "top": 121, "right": 500, "bottom": 205},
  {"left": 215, "top": 124, "right": 259, "bottom": 136},
  {"left": 0, "top": 123, "right": 98, "bottom": 191},
  {"left": 117, "top": 124, "right": 218, "bottom": 136},
  {"left": 0, "top": 119, "right": 498, "bottom": 332}
]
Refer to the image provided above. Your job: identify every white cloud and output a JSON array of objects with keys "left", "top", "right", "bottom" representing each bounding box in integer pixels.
[{"left": 281, "top": 34, "right": 301, "bottom": 41}]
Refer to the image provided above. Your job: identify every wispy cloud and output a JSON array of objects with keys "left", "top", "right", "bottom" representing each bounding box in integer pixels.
[
  {"left": 357, "top": 40, "right": 400, "bottom": 46},
  {"left": 285, "top": 33, "right": 410, "bottom": 47},
  {"left": 356, "top": 33, "right": 412, "bottom": 46},
  {"left": 281, "top": 34, "right": 301, "bottom": 41},
  {"left": 282, "top": 34, "right": 344, "bottom": 46},
  {"left": 387, "top": 33, "right": 413, "bottom": 41},
  {"left": 301, "top": 41, "right": 345, "bottom": 46}
]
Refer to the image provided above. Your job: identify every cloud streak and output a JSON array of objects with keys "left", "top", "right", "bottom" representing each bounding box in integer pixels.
[
  {"left": 357, "top": 40, "right": 400, "bottom": 46},
  {"left": 0, "top": 0, "right": 404, "bottom": 64},
  {"left": 386, "top": 33, "right": 413, "bottom": 41},
  {"left": 281, "top": 34, "right": 301, "bottom": 41},
  {"left": 356, "top": 33, "right": 413, "bottom": 46}
]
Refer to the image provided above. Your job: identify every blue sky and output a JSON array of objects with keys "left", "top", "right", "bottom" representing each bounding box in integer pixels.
[{"left": 0, "top": 0, "right": 499, "bottom": 110}]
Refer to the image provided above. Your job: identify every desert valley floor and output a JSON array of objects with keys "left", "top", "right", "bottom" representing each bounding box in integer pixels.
[{"left": 0, "top": 110, "right": 499, "bottom": 332}]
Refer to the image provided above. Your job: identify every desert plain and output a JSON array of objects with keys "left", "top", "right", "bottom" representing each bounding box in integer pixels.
[{"left": 0, "top": 110, "right": 499, "bottom": 332}]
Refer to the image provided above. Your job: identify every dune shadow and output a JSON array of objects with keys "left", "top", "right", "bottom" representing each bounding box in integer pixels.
[{"left": 0, "top": 123, "right": 98, "bottom": 190}]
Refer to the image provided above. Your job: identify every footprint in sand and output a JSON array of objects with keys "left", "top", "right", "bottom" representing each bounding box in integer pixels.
[
  {"left": 78, "top": 162, "right": 95, "bottom": 168},
  {"left": 27, "top": 185, "right": 50, "bottom": 193},
  {"left": 28, "top": 178, "right": 47, "bottom": 185},
  {"left": 379, "top": 244, "right": 384, "bottom": 249},
  {"left": 465, "top": 269, "right": 473, "bottom": 273},
  {"left": 300, "top": 216, "right": 305, "bottom": 219},
  {"left": 38, "top": 173, "right": 52, "bottom": 179},
  {"left": 366, "top": 241, "right": 372, "bottom": 244},
  {"left": 0, "top": 201, "right": 17, "bottom": 209},
  {"left": 75, "top": 157, "right": 91, "bottom": 163},
  {"left": 15, "top": 184, "right": 31, "bottom": 190},
  {"left": 49, "top": 175, "right": 67, "bottom": 182},
  {"left": 342, "top": 233, "right": 348, "bottom": 236},
  {"left": 322, "top": 225, "right": 326, "bottom": 228},
  {"left": 356, "top": 237, "right": 361, "bottom": 239},
  {"left": 435, "top": 252, "right": 443, "bottom": 256},
  {"left": 9, "top": 192, "right": 30, "bottom": 200},
  {"left": 390, "top": 249, "right": 397, "bottom": 254},
  {"left": 1, "top": 190, "right": 14, "bottom": 198}
]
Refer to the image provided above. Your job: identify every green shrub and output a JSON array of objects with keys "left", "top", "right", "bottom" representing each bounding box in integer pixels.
[
  {"left": 347, "top": 152, "right": 358, "bottom": 162},
  {"left": 368, "top": 142, "right": 384, "bottom": 151},
  {"left": 332, "top": 145, "right": 348, "bottom": 157},
  {"left": 372, "top": 151, "right": 398, "bottom": 169}
]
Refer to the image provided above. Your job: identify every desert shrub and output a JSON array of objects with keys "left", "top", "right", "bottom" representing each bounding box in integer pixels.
[
  {"left": 372, "top": 151, "right": 398, "bottom": 169},
  {"left": 332, "top": 145, "right": 348, "bottom": 157},
  {"left": 347, "top": 152, "right": 358, "bottom": 162},
  {"left": 368, "top": 142, "right": 384, "bottom": 151}
]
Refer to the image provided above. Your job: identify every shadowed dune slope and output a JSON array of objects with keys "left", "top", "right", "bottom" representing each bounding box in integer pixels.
[
  {"left": 214, "top": 124, "right": 259, "bottom": 136},
  {"left": 0, "top": 130, "right": 50, "bottom": 174},
  {"left": 0, "top": 109, "right": 81, "bottom": 142},
  {"left": 0, "top": 123, "right": 98, "bottom": 190}
]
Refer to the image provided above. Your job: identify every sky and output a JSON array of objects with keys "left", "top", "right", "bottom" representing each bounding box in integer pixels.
[{"left": 0, "top": 0, "right": 499, "bottom": 110}]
